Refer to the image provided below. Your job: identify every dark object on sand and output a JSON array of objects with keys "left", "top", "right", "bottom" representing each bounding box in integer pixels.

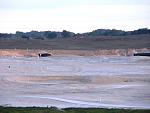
[
  {"left": 134, "top": 53, "right": 150, "bottom": 56},
  {"left": 38, "top": 53, "right": 52, "bottom": 57}
]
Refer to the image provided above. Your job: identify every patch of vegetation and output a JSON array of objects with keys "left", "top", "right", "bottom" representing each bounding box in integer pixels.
[
  {"left": 0, "top": 106, "right": 149, "bottom": 113},
  {"left": 0, "top": 28, "right": 150, "bottom": 39}
]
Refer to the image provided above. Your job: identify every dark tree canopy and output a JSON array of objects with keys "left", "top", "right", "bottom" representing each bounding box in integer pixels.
[
  {"left": 0, "top": 28, "right": 150, "bottom": 39},
  {"left": 21, "top": 35, "right": 30, "bottom": 40},
  {"left": 61, "top": 30, "right": 73, "bottom": 38},
  {"left": 44, "top": 31, "right": 57, "bottom": 39}
]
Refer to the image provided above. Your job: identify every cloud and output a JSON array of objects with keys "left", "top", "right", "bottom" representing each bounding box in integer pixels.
[
  {"left": 0, "top": 0, "right": 55, "bottom": 9},
  {"left": 0, "top": 0, "right": 150, "bottom": 10},
  {"left": 0, "top": 1, "right": 150, "bottom": 33}
]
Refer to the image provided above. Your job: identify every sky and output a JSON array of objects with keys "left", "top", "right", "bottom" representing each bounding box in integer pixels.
[{"left": 0, "top": 0, "right": 150, "bottom": 33}]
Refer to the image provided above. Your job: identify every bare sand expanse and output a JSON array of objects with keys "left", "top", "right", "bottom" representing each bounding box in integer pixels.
[
  {"left": 0, "top": 56, "right": 150, "bottom": 109},
  {"left": 0, "top": 48, "right": 150, "bottom": 57}
]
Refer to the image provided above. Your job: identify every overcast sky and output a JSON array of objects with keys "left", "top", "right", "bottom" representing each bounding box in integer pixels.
[{"left": 0, "top": 0, "right": 150, "bottom": 33}]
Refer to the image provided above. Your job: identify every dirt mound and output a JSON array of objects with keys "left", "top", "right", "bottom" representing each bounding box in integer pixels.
[{"left": 0, "top": 48, "right": 150, "bottom": 57}]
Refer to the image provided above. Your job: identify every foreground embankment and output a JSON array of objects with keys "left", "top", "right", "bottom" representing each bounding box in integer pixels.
[
  {"left": 0, "top": 106, "right": 149, "bottom": 113},
  {"left": 0, "top": 48, "right": 150, "bottom": 57}
]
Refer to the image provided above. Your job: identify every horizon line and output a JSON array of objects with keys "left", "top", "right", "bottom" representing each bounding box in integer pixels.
[{"left": 1, "top": 27, "right": 150, "bottom": 34}]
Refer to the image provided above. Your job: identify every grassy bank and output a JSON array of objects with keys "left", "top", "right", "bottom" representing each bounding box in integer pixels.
[
  {"left": 0, "top": 106, "right": 149, "bottom": 113},
  {"left": 0, "top": 34, "right": 150, "bottom": 50}
]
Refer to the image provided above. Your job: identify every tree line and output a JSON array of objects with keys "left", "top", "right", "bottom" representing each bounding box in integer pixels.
[{"left": 0, "top": 28, "right": 150, "bottom": 39}]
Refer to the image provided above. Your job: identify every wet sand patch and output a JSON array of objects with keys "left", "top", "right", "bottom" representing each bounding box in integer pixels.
[{"left": 4, "top": 75, "right": 135, "bottom": 85}]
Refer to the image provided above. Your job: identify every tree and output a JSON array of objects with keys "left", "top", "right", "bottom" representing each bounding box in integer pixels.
[
  {"left": 44, "top": 31, "right": 57, "bottom": 39},
  {"left": 21, "top": 35, "right": 30, "bottom": 40},
  {"left": 131, "top": 28, "right": 150, "bottom": 35},
  {"left": 61, "top": 30, "right": 74, "bottom": 38}
]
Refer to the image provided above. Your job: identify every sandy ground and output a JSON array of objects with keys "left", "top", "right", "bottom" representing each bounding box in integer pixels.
[
  {"left": 0, "top": 56, "right": 150, "bottom": 109},
  {"left": 0, "top": 48, "right": 150, "bottom": 57}
]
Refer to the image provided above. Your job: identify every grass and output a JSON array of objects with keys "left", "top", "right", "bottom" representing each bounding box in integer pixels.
[
  {"left": 0, "top": 106, "right": 149, "bottom": 113},
  {"left": 0, "top": 34, "right": 150, "bottom": 50}
]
